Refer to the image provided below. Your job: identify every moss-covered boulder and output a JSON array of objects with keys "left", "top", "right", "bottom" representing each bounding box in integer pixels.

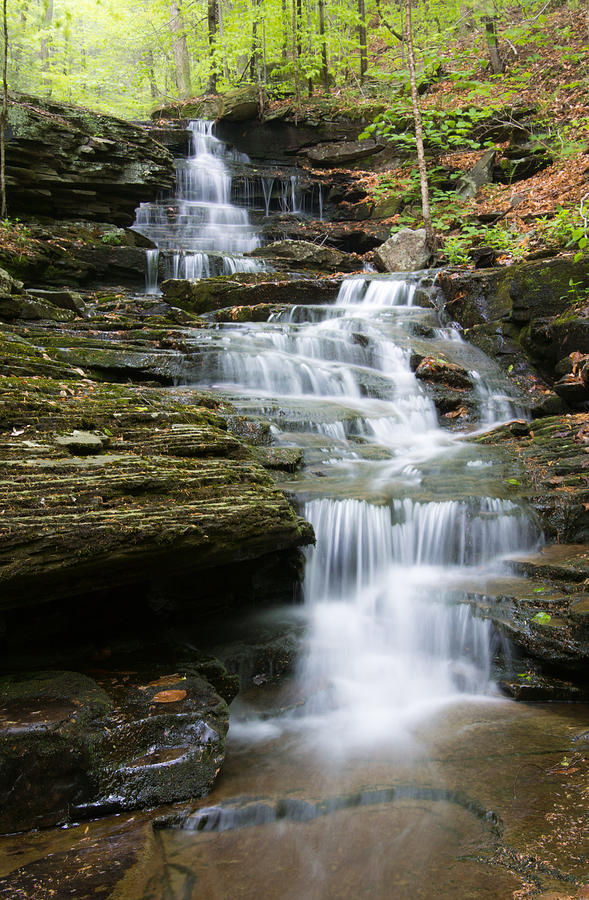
[
  {"left": 249, "top": 240, "right": 361, "bottom": 273},
  {"left": 161, "top": 273, "right": 342, "bottom": 314}
]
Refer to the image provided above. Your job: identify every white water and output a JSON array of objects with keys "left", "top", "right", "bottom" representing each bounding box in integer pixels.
[
  {"left": 133, "top": 120, "right": 322, "bottom": 291},
  {"left": 187, "top": 268, "right": 538, "bottom": 753},
  {"left": 134, "top": 120, "right": 263, "bottom": 289}
]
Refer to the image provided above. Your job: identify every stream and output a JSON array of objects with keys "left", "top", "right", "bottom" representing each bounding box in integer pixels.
[
  {"left": 1, "top": 122, "right": 587, "bottom": 899},
  {"left": 129, "top": 121, "right": 589, "bottom": 898}
]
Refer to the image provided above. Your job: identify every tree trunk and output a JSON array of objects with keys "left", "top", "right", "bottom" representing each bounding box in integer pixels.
[
  {"left": 404, "top": 0, "right": 434, "bottom": 249},
  {"left": 318, "top": 0, "right": 329, "bottom": 90},
  {"left": 40, "top": 0, "right": 54, "bottom": 95},
  {"left": 1, "top": 0, "right": 7, "bottom": 218},
  {"left": 281, "top": 0, "right": 288, "bottom": 61},
  {"left": 217, "top": 0, "right": 230, "bottom": 81},
  {"left": 482, "top": 15, "right": 504, "bottom": 74},
  {"left": 292, "top": 0, "right": 301, "bottom": 105},
  {"left": 358, "top": 0, "right": 367, "bottom": 83},
  {"left": 170, "top": 0, "right": 191, "bottom": 98},
  {"left": 207, "top": 0, "right": 218, "bottom": 93}
]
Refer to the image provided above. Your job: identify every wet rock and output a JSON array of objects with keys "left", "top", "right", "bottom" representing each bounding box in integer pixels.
[
  {"left": 477, "top": 414, "right": 589, "bottom": 543},
  {"left": 212, "top": 303, "right": 282, "bottom": 323},
  {"left": 54, "top": 430, "right": 110, "bottom": 455},
  {"left": 254, "top": 446, "right": 303, "bottom": 471},
  {"left": 7, "top": 94, "right": 174, "bottom": 225},
  {"left": 0, "top": 665, "right": 235, "bottom": 833},
  {"left": 0, "top": 318, "right": 314, "bottom": 618},
  {"left": 500, "top": 669, "right": 589, "bottom": 701},
  {"left": 414, "top": 355, "right": 473, "bottom": 390},
  {"left": 303, "top": 139, "right": 384, "bottom": 167},
  {"left": 214, "top": 106, "right": 381, "bottom": 162},
  {"left": 162, "top": 274, "right": 341, "bottom": 314},
  {"left": 27, "top": 289, "right": 86, "bottom": 315},
  {"left": 249, "top": 240, "right": 361, "bottom": 273},
  {"left": 374, "top": 228, "right": 431, "bottom": 273}
]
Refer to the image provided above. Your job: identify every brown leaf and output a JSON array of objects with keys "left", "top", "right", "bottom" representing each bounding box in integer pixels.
[{"left": 152, "top": 689, "right": 187, "bottom": 703}]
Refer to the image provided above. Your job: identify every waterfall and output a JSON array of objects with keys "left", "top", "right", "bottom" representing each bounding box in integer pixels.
[
  {"left": 192, "top": 272, "right": 537, "bottom": 750},
  {"left": 138, "top": 126, "right": 537, "bottom": 751},
  {"left": 133, "top": 121, "right": 323, "bottom": 290},
  {"left": 145, "top": 248, "right": 159, "bottom": 295}
]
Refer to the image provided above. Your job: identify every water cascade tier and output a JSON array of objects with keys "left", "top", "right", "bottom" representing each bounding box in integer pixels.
[
  {"left": 181, "top": 266, "right": 539, "bottom": 749},
  {"left": 133, "top": 120, "right": 322, "bottom": 290}
]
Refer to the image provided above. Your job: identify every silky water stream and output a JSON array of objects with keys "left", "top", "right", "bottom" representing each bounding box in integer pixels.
[
  {"left": 154, "top": 280, "right": 587, "bottom": 896},
  {"left": 25, "top": 125, "right": 578, "bottom": 898}
]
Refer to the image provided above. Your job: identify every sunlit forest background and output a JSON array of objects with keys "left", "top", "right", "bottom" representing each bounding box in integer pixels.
[{"left": 9, "top": 0, "right": 586, "bottom": 119}]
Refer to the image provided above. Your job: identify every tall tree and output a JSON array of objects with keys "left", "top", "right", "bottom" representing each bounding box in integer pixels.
[
  {"left": 404, "top": 0, "right": 434, "bottom": 249},
  {"left": 318, "top": 0, "right": 329, "bottom": 90},
  {"left": 358, "top": 0, "right": 367, "bottom": 83},
  {"left": 207, "top": 0, "right": 218, "bottom": 93},
  {"left": 1, "top": 0, "right": 7, "bottom": 218},
  {"left": 40, "top": 0, "right": 54, "bottom": 94},
  {"left": 170, "top": 0, "right": 191, "bottom": 98}
]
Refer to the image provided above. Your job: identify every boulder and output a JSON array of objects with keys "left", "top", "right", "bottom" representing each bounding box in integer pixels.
[
  {"left": 0, "top": 664, "right": 238, "bottom": 832},
  {"left": 414, "top": 355, "right": 473, "bottom": 390},
  {"left": 27, "top": 289, "right": 86, "bottom": 314},
  {"left": 151, "top": 86, "right": 260, "bottom": 124},
  {"left": 456, "top": 149, "right": 496, "bottom": 199},
  {"left": 7, "top": 94, "right": 174, "bottom": 225},
  {"left": 303, "top": 139, "right": 384, "bottom": 167},
  {"left": 374, "top": 228, "right": 431, "bottom": 272},
  {"left": 249, "top": 240, "right": 361, "bottom": 273},
  {"left": 162, "top": 274, "right": 341, "bottom": 314}
]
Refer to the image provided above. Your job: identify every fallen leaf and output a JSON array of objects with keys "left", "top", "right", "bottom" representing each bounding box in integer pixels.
[{"left": 152, "top": 689, "right": 186, "bottom": 703}]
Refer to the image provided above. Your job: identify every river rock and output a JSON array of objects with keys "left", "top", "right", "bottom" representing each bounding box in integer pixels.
[
  {"left": 414, "top": 355, "right": 473, "bottom": 390},
  {"left": 7, "top": 94, "right": 174, "bottom": 225},
  {"left": 374, "top": 228, "right": 431, "bottom": 272},
  {"left": 162, "top": 274, "right": 342, "bottom": 314},
  {"left": 249, "top": 240, "right": 361, "bottom": 273},
  {"left": 0, "top": 664, "right": 238, "bottom": 833}
]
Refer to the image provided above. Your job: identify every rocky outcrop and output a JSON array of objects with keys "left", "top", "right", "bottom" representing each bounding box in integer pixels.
[
  {"left": 7, "top": 94, "right": 174, "bottom": 225},
  {"left": 303, "top": 139, "right": 385, "bottom": 167},
  {"left": 162, "top": 272, "right": 342, "bottom": 314},
  {"left": 0, "top": 294, "right": 313, "bottom": 626},
  {"left": 374, "top": 228, "right": 431, "bottom": 272},
  {"left": 476, "top": 415, "right": 589, "bottom": 544},
  {"left": 249, "top": 240, "right": 362, "bottom": 273},
  {"left": 0, "top": 663, "right": 239, "bottom": 833},
  {"left": 438, "top": 255, "right": 589, "bottom": 411}
]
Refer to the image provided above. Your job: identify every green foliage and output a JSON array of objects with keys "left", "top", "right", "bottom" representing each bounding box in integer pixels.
[
  {"left": 535, "top": 205, "right": 589, "bottom": 261},
  {"left": 360, "top": 103, "right": 494, "bottom": 153},
  {"left": 101, "top": 231, "right": 124, "bottom": 247}
]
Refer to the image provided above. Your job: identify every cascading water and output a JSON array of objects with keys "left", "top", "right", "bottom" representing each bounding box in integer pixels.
[
  {"left": 122, "top": 129, "right": 580, "bottom": 899},
  {"left": 184, "top": 264, "right": 539, "bottom": 752},
  {"left": 133, "top": 120, "right": 263, "bottom": 287},
  {"left": 133, "top": 120, "right": 322, "bottom": 291}
]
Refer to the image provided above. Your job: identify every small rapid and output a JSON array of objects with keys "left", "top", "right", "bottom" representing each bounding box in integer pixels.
[{"left": 184, "top": 265, "right": 539, "bottom": 752}]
